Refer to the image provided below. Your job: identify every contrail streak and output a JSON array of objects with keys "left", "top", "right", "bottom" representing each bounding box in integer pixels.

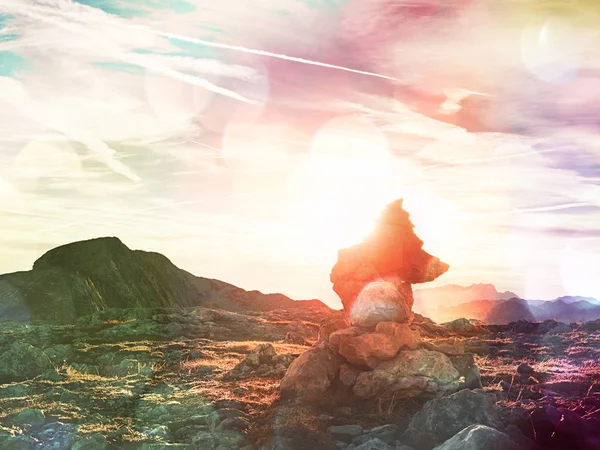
[
  {"left": 463, "top": 202, "right": 593, "bottom": 218},
  {"left": 420, "top": 147, "right": 558, "bottom": 170},
  {"left": 156, "top": 31, "right": 402, "bottom": 82},
  {"left": 2, "top": 1, "right": 255, "bottom": 105},
  {"left": 7, "top": 0, "right": 402, "bottom": 83}
]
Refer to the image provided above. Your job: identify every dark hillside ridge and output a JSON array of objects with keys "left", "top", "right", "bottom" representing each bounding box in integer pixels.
[{"left": 0, "top": 237, "right": 330, "bottom": 324}]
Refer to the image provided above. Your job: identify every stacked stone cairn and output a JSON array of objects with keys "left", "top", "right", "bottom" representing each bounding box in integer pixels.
[{"left": 281, "top": 199, "right": 480, "bottom": 405}]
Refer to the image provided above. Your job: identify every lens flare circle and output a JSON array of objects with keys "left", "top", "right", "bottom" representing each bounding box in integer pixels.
[{"left": 521, "top": 18, "right": 582, "bottom": 84}]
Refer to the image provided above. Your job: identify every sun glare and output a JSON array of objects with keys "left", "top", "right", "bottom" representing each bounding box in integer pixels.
[
  {"left": 285, "top": 115, "right": 394, "bottom": 252},
  {"left": 281, "top": 115, "right": 468, "bottom": 262}
]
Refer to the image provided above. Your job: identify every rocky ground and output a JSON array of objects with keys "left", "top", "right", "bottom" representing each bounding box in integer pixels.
[
  {"left": 0, "top": 304, "right": 338, "bottom": 449},
  {"left": 2, "top": 307, "right": 600, "bottom": 449}
]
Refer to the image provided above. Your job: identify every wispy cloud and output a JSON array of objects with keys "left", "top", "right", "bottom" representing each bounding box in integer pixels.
[{"left": 1, "top": 0, "right": 600, "bottom": 304}]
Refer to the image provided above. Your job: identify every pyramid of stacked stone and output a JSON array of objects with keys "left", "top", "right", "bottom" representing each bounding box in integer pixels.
[
  {"left": 280, "top": 200, "right": 477, "bottom": 407},
  {"left": 330, "top": 199, "right": 449, "bottom": 327}
]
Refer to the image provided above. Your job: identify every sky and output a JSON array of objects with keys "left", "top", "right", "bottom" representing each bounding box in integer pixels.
[{"left": 1, "top": 0, "right": 600, "bottom": 307}]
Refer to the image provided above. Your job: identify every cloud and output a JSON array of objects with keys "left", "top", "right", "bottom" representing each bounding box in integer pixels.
[{"left": 1, "top": 0, "right": 600, "bottom": 304}]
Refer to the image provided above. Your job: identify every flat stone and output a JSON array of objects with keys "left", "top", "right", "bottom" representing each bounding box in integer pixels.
[
  {"left": 377, "top": 349, "right": 460, "bottom": 385},
  {"left": 328, "top": 424, "right": 364, "bottom": 442}
]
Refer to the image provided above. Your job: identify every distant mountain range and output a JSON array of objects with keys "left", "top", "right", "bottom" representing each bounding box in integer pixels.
[
  {"left": 415, "top": 283, "right": 600, "bottom": 324},
  {"left": 413, "top": 283, "right": 519, "bottom": 313},
  {"left": 0, "top": 237, "right": 329, "bottom": 324}
]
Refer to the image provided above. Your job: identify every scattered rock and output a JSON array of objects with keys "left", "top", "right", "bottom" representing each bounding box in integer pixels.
[
  {"left": 352, "top": 424, "right": 399, "bottom": 447},
  {"left": 405, "top": 389, "right": 504, "bottom": 449},
  {"left": 328, "top": 424, "right": 363, "bottom": 443},
  {"left": 433, "top": 425, "right": 517, "bottom": 450},
  {"left": 442, "top": 319, "right": 481, "bottom": 335},
  {"left": 350, "top": 438, "right": 395, "bottom": 450},
  {"left": 32, "top": 422, "right": 76, "bottom": 449},
  {"left": 10, "top": 409, "right": 45, "bottom": 427},
  {"left": 207, "top": 408, "right": 247, "bottom": 430},
  {"left": 71, "top": 434, "right": 109, "bottom": 450},
  {"left": 284, "top": 332, "right": 306, "bottom": 345},
  {"left": 227, "top": 344, "right": 295, "bottom": 380},
  {"left": 0, "top": 342, "right": 56, "bottom": 383},
  {"left": 517, "top": 363, "right": 535, "bottom": 375},
  {"left": 217, "top": 416, "right": 251, "bottom": 432}
]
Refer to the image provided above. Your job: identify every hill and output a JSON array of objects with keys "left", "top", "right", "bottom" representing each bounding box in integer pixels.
[{"left": 0, "top": 237, "right": 330, "bottom": 324}]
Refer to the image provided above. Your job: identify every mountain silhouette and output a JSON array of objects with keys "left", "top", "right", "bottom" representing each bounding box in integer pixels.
[{"left": 0, "top": 237, "right": 328, "bottom": 324}]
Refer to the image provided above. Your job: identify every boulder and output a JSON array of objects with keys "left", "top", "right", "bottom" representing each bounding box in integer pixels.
[
  {"left": 329, "top": 327, "right": 364, "bottom": 348},
  {"left": 377, "top": 349, "right": 460, "bottom": 385},
  {"left": 405, "top": 389, "right": 504, "bottom": 449},
  {"left": 244, "top": 343, "right": 277, "bottom": 367},
  {"left": 375, "top": 321, "right": 420, "bottom": 346},
  {"left": 348, "top": 279, "right": 413, "bottom": 327},
  {"left": 353, "top": 371, "right": 428, "bottom": 399},
  {"left": 338, "top": 332, "right": 404, "bottom": 369},
  {"left": 0, "top": 342, "right": 56, "bottom": 383},
  {"left": 280, "top": 345, "right": 344, "bottom": 405},
  {"left": 433, "top": 425, "right": 517, "bottom": 450}
]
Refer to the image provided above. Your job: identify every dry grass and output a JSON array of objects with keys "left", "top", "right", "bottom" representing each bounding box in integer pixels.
[{"left": 58, "top": 363, "right": 105, "bottom": 381}]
